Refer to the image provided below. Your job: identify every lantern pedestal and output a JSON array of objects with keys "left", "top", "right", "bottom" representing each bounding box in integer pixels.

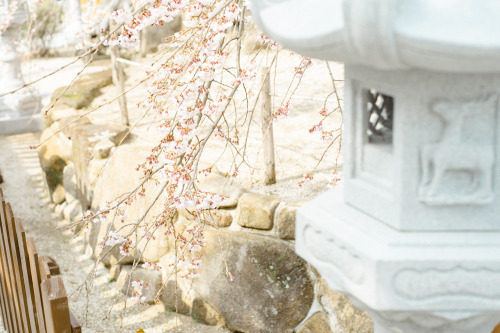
[
  {"left": 0, "top": 5, "right": 42, "bottom": 135},
  {"left": 297, "top": 188, "right": 500, "bottom": 333},
  {"left": 296, "top": 65, "right": 500, "bottom": 332}
]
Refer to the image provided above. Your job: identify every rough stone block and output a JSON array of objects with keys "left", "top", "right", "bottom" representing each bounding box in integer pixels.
[
  {"left": 296, "top": 312, "right": 332, "bottom": 333},
  {"left": 116, "top": 266, "right": 163, "bottom": 304},
  {"left": 58, "top": 115, "right": 91, "bottom": 139},
  {"left": 91, "top": 142, "right": 171, "bottom": 262},
  {"left": 51, "top": 69, "right": 112, "bottom": 109},
  {"left": 38, "top": 123, "right": 72, "bottom": 203},
  {"left": 65, "top": 191, "right": 77, "bottom": 204},
  {"left": 275, "top": 201, "right": 306, "bottom": 240},
  {"left": 63, "top": 163, "right": 77, "bottom": 200},
  {"left": 54, "top": 201, "right": 67, "bottom": 217},
  {"left": 198, "top": 173, "right": 248, "bottom": 208},
  {"left": 179, "top": 208, "right": 233, "bottom": 228},
  {"left": 237, "top": 193, "right": 280, "bottom": 230},
  {"left": 93, "top": 138, "right": 115, "bottom": 159},
  {"left": 51, "top": 184, "right": 66, "bottom": 204},
  {"left": 72, "top": 124, "right": 129, "bottom": 209},
  {"left": 109, "top": 264, "right": 121, "bottom": 281},
  {"left": 159, "top": 275, "right": 193, "bottom": 316},
  {"left": 63, "top": 199, "right": 82, "bottom": 222},
  {"left": 317, "top": 278, "right": 373, "bottom": 333},
  {"left": 50, "top": 108, "right": 77, "bottom": 123},
  {"left": 140, "top": 15, "right": 182, "bottom": 55}
]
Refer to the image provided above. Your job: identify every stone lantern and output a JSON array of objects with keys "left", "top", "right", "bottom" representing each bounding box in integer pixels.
[
  {"left": 62, "top": 0, "right": 83, "bottom": 45},
  {"left": 252, "top": 1, "right": 500, "bottom": 332},
  {"left": 0, "top": 0, "right": 41, "bottom": 135}
]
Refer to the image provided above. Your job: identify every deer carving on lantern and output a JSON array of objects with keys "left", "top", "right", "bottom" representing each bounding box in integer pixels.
[{"left": 419, "top": 95, "right": 497, "bottom": 205}]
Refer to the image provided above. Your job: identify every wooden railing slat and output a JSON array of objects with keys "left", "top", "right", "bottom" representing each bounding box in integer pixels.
[
  {"left": 5, "top": 203, "right": 31, "bottom": 333},
  {"left": 46, "top": 257, "right": 60, "bottom": 276},
  {"left": 16, "top": 220, "right": 39, "bottom": 333},
  {"left": 0, "top": 189, "right": 14, "bottom": 333},
  {"left": 69, "top": 311, "right": 81, "bottom": 333},
  {"left": 40, "top": 276, "right": 71, "bottom": 333},
  {"left": 0, "top": 263, "right": 9, "bottom": 333},
  {"left": 0, "top": 197, "right": 22, "bottom": 333},
  {"left": 39, "top": 256, "right": 52, "bottom": 282},
  {"left": 27, "top": 238, "right": 46, "bottom": 333}
]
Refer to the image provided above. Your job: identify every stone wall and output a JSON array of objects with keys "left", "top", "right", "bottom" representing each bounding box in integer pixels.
[{"left": 37, "top": 75, "right": 373, "bottom": 333}]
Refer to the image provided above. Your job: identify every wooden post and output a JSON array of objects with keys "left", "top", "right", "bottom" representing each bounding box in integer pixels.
[
  {"left": 110, "top": 45, "right": 130, "bottom": 126},
  {"left": 140, "top": 29, "right": 148, "bottom": 57},
  {"left": 260, "top": 67, "right": 276, "bottom": 185},
  {"left": 40, "top": 277, "right": 71, "bottom": 333}
]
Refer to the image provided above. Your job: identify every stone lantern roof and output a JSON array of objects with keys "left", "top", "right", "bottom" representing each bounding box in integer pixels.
[{"left": 251, "top": 0, "right": 500, "bottom": 72}]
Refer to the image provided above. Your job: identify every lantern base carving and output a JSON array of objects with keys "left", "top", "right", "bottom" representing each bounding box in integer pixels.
[
  {"left": 0, "top": 87, "right": 42, "bottom": 135},
  {"left": 296, "top": 187, "right": 500, "bottom": 333}
]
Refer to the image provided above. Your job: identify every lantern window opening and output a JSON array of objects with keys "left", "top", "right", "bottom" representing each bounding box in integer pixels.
[{"left": 366, "top": 89, "right": 394, "bottom": 145}]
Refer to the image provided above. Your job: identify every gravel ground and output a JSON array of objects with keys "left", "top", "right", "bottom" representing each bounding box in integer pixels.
[{"left": 0, "top": 132, "right": 230, "bottom": 332}]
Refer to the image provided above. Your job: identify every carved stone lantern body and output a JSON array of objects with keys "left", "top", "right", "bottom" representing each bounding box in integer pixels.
[
  {"left": 252, "top": 1, "right": 500, "bottom": 332},
  {"left": 0, "top": 0, "right": 41, "bottom": 134}
]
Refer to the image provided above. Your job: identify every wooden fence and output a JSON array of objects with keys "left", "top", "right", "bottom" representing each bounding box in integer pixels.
[{"left": 0, "top": 189, "right": 80, "bottom": 333}]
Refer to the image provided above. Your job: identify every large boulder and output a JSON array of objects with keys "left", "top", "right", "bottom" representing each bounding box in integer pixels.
[
  {"left": 87, "top": 158, "right": 107, "bottom": 191},
  {"left": 41, "top": 100, "right": 75, "bottom": 127},
  {"left": 236, "top": 193, "right": 280, "bottom": 230},
  {"left": 51, "top": 184, "right": 66, "bottom": 204},
  {"left": 317, "top": 278, "right": 374, "bottom": 333},
  {"left": 116, "top": 266, "right": 163, "bottom": 304},
  {"left": 93, "top": 138, "right": 115, "bottom": 159},
  {"left": 63, "top": 163, "right": 78, "bottom": 202},
  {"left": 63, "top": 199, "right": 82, "bottom": 222},
  {"left": 82, "top": 216, "right": 134, "bottom": 266},
  {"left": 38, "top": 122, "right": 73, "bottom": 165},
  {"left": 140, "top": 15, "right": 182, "bottom": 55},
  {"left": 197, "top": 173, "right": 248, "bottom": 208},
  {"left": 159, "top": 269, "right": 192, "bottom": 315},
  {"left": 58, "top": 115, "right": 91, "bottom": 139},
  {"left": 92, "top": 142, "right": 169, "bottom": 263},
  {"left": 185, "top": 229, "right": 314, "bottom": 333},
  {"left": 72, "top": 124, "right": 128, "bottom": 209},
  {"left": 51, "top": 69, "right": 113, "bottom": 109},
  {"left": 37, "top": 122, "right": 72, "bottom": 203},
  {"left": 241, "top": 20, "right": 266, "bottom": 54},
  {"left": 159, "top": 253, "right": 225, "bottom": 326}
]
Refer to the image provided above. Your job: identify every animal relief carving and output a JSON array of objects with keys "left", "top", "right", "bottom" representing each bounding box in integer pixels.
[{"left": 419, "top": 95, "right": 497, "bottom": 205}]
